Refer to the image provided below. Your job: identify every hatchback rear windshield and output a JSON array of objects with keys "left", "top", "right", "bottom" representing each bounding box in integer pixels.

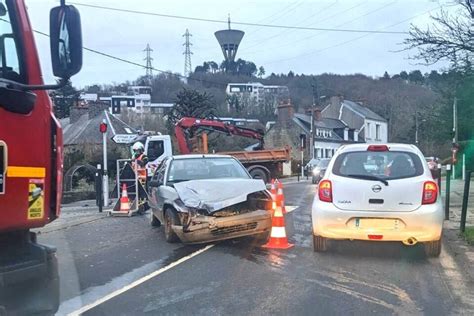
[{"left": 332, "top": 151, "right": 424, "bottom": 180}]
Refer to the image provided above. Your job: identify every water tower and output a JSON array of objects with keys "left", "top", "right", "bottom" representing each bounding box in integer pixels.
[{"left": 214, "top": 16, "right": 245, "bottom": 62}]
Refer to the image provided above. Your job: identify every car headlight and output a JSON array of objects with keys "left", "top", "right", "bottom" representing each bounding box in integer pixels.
[{"left": 312, "top": 167, "right": 321, "bottom": 175}]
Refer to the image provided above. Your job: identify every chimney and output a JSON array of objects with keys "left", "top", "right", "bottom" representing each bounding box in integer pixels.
[
  {"left": 276, "top": 100, "right": 294, "bottom": 125},
  {"left": 344, "top": 127, "right": 349, "bottom": 141},
  {"left": 69, "top": 106, "right": 88, "bottom": 123},
  {"left": 88, "top": 101, "right": 110, "bottom": 119},
  {"left": 315, "top": 108, "right": 322, "bottom": 121}
]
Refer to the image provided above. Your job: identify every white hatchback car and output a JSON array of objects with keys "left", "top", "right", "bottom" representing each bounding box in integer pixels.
[{"left": 311, "top": 143, "right": 443, "bottom": 257}]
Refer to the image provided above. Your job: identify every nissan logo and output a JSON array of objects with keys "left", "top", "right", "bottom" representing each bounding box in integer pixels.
[{"left": 372, "top": 185, "right": 382, "bottom": 193}]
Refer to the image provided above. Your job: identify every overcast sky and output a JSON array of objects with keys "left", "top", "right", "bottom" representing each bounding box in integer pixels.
[{"left": 26, "top": 0, "right": 454, "bottom": 88}]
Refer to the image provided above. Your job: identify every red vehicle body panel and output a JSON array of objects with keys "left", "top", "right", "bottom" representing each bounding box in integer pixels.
[{"left": 0, "top": 0, "right": 62, "bottom": 232}]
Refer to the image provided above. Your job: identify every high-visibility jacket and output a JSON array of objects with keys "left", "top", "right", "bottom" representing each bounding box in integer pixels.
[{"left": 132, "top": 153, "right": 148, "bottom": 182}]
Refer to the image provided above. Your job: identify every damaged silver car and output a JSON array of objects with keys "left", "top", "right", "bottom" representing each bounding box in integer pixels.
[{"left": 148, "top": 155, "right": 273, "bottom": 244}]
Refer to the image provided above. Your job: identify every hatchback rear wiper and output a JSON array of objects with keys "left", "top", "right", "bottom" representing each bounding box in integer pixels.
[{"left": 346, "top": 174, "right": 389, "bottom": 186}]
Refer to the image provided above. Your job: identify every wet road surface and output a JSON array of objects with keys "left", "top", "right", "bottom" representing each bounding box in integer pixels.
[{"left": 38, "top": 181, "right": 472, "bottom": 315}]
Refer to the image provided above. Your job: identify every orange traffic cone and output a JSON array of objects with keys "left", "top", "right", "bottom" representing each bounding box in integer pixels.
[
  {"left": 270, "top": 179, "right": 277, "bottom": 209},
  {"left": 120, "top": 183, "right": 130, "bottom": 213},
  {"left": 262, "top": 194, "right": 294, "bottom": 249},
  {"left": 276, "top": 180, "right": 286, "bottom": 214}
]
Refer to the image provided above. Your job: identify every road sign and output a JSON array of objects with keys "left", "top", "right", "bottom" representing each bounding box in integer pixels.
[{"left": 112, "top": 134, "right": 137, "bottom": 144}]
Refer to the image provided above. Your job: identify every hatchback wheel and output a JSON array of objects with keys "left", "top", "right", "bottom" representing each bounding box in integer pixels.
[
  {"left": 313, "top": 234, "right": 328, "bottom": 252},
  {"left": 164, "top": 209, "right": 180, "bottom": 243},
  {"left": 424, "top": 239, "right": 441, "bottom": 257}
]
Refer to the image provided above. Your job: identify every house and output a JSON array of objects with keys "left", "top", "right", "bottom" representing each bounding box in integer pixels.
[
  {"left": 293, "top": 110, "right": 359, "bottom": 159},
  {"left": 61, "top": 102, "right": 136, "bottom": 146},
  {"left": 322, "top": 96, "right": 388, "bottom": 143},
  {"left": 226, "top": 82, "right": 289, "bottom": 109},
  {"left": 265, "top": 101, "right": 360, "bottom": 161}
]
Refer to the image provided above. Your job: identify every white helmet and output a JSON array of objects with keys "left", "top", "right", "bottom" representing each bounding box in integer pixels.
[{"left": 132, "top": 142, "right": 144, "bottom": 152}]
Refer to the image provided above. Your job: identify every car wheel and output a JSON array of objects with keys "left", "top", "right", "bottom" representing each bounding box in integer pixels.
[
  {"left": 313, "top": 234, "right": 328, "bottom": 252},
  {"left": 424, "top": 239, "right": 441, "bottom": 257},
  {"left": 150, "top": 211, "right": 161, "bottom": 227},
  {"left": 164, "top": 209, "right": 180, "bottom": 243},
  {"left": 249, "top": 168, "right": 269, "bottom": 183}
]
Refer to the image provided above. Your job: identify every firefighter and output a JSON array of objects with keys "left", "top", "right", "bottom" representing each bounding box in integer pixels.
[
  {"left": 131, "top": 142, "right": 148, "bottom": 168},
  {"left": 131, "top": 142, "right": 148, "bottom": 214}
]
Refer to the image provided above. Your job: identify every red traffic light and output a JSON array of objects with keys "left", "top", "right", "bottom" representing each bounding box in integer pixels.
[{"left": 99, "top": 122, "right": 107, "bottom": 133}]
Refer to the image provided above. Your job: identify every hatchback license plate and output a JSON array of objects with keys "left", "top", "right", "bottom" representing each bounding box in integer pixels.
[{"left": 355, "top": 218, "right": 399, "bottom": 230}]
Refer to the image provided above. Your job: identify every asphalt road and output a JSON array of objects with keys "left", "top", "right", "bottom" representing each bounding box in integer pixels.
[{"left": 37, "top": 181, "right": 473, "bottom": 315}]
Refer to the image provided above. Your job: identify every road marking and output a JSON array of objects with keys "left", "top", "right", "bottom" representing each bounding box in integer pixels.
[
  {"left": 285, "top": 205, "right": 298, "bottom": 213},
  {"left": 67, "top": 244, "right": 214, "bottom": 316}
]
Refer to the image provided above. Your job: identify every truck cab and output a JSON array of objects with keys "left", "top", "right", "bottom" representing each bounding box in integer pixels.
[
  {"left": 0, "top": 1, "right": 82, "bottom": 314},
  {"left": 143, "top": 135, "right": 173, "bottom": 175}
]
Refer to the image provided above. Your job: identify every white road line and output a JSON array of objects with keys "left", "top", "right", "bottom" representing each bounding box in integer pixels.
[
  {"left": 67, "top": 244, "right": 214, "bottom": 316},
  {"left": 285, "top": 205, "right": 298, "bottom": 213}
]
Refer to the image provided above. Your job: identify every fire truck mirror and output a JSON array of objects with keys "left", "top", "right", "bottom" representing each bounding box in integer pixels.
[
  {"left": 50, "top": 5, "right": 82, "bottom": 79},
  {"left": 0, "top": 87, "right": 36, "bottom": 114}
]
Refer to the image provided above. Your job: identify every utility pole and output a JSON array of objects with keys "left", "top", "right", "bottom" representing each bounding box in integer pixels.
[
  {"left": 452, "top": 96, "right": 458, "bottom": 179},
  {"left": 183, "top": 29, "right": 193, "bottom": 77},
  {"left": 415, "top": 105, "right": 419, "bottom": 145},
  {"left": 144, "top": 44, "right": 153, "bottom": 80},
  {"left": 310, "top": 77, "right": 319, "bottom": 159}
]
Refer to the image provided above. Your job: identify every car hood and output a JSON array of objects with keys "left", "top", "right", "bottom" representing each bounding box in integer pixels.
[{"left": 173, "top": 178, "right": 267, "bottom": 213}]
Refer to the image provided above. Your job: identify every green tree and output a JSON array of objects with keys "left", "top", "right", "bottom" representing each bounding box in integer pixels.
[
  {"left": 400, "top": 71, "right": 409, "bottom": 80},
  {"left": 167, "top": 88, "right": 217, "bottom": 126},
  {"left": 258, "top": 66, "right": 266, "bottom": 78},
  {"left": 408, "top": 70, "right": 424, "bottom": 84},
  {"left": 382, "top": 71, "right": 390, "bottom": 80},
  {"left": 50, "top": 80, "right": 80, "bottom": 118}
]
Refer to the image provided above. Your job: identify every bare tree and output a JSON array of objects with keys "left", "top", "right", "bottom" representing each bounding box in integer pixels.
[{"left": 403, "top": 0, "right": 474, "bottom": 68}]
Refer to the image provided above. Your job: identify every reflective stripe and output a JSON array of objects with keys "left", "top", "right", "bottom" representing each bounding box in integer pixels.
[
  {"left": 7, "top": 166, "right": 46, "bottom": 178},
  {"left": 270, "top": 226, "right": 287, "bottom": 238},
  {"left": 273, "top": 207, "right": 283, "bottom": 217}
]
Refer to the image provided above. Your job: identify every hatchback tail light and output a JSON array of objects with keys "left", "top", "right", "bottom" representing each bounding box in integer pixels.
[
  {"left": 367, "top": 145, "right": 389, "bottom": 152},
  {"left": 422, "top": 181, "right": 438, "bottom": 204},
  {"left": 318, "top": 180, "right": 333, "bottom": 202}
]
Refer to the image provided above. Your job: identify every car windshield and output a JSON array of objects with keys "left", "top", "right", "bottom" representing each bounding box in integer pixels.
[
  {"left": 317, "top": 159, "right": 330, "bottom": 168},
  {"left": 167, "top": 157, "right": 250, "bottom": 183},
  {"left": 333, "top": 151, "right": 424, "bottom": 180}
]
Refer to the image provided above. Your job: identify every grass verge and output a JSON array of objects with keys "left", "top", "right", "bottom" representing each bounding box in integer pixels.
[{"left": 461, "top": 227, "right": 474, "bottom": 245}]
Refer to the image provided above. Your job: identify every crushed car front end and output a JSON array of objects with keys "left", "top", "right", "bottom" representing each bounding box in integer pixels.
[{"left": 171, "top": 179, "right": 273, "bottom": 244}]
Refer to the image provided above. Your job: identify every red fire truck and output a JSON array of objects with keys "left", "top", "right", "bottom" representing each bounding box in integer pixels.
[{"left": 0, "top": 0, "right": 82, "bottom": 314}]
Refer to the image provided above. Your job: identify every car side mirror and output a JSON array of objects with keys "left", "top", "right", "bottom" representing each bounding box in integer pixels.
[
  {"left": 50, "top": 4, "right": 82, "bottom": 79},
  {"left": 149, "top": 180, "right": 161, "bottom": 188}
]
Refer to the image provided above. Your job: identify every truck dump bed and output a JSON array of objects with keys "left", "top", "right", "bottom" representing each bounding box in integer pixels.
[{"left": 220, "top": 147, "right": 290, "bottom": 164}]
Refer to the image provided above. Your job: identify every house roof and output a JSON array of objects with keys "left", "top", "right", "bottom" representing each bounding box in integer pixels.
[
  {"left": 293, "top": 113, "right": 348, "bottom": 129},
  {"left": 61, "top": 111, "right": 137, "bottom": 146},
  {"left": 342, "top": 100, "right": 386, "bottom": 122},
  {"left": 292, "top": 115, "right": 344, "bottom": 142}
]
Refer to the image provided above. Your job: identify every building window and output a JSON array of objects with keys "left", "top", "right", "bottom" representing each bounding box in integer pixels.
[
  {"left": 366, "top": 122, "right": 371, "bottom": 139},
  {"left": 375, "top": 124, "right": 381, "bottom": 140}
]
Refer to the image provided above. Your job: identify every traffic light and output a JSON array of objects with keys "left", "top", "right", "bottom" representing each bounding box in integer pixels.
[{"left": 300, "top": 134, "right": 306, "bottom": 149}]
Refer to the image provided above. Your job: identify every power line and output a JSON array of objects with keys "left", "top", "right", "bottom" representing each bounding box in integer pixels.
[
  {"left": 183, "top": 29, "right": 193, "bottom": 77},
  {"left": 69, "top": 2, "right": 406, "bottom": 35},
  {"left": 241, "top": 0, "right": 368, "bottom": 53},
  {"left": 261, "top": 5, "right": 441, "bottom": 66},
  {"left": 242, "top": 0, "right": 397, "bottom": 55},
  {"left": 20, "top": 26, "right": 227, "bottom": 87},
  {"left": 241, "top": 0, "right": 340, "bottom": 49}
]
